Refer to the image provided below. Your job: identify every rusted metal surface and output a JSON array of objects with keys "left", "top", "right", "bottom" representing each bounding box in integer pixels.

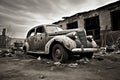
[
  {"left": 45, "top": 35, "right": 77, "bottom": 54},
  {"left": 23, "top": 24, "right": 98, "bottom": 54}
]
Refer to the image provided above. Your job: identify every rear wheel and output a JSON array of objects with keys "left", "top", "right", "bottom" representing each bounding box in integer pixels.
[
  {"left": 52, "top": 44, "right": 68, "bottom": 62},
  {"left": 23, "top": 46, "right": 27, "bottom": 55}
]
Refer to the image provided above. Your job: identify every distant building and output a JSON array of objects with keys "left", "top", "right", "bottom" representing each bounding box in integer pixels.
[
  {"left": 0, "top": 28, "right": 24, "bottom": 48},
  {"left": 53, "top": 1, "right": 120, "bottom": 46},
  {"left": 0, "top": 28, "right": 11, "bottom": 48}
]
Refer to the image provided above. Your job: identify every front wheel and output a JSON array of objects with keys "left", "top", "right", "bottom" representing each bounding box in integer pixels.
[{"left": 52, "top": 44, "right": 68, "bottom": 63}]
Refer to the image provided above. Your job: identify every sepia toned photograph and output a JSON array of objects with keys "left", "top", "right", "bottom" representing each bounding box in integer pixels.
[{"left": 0, "top": 0, "right": 120, "bottom": 80}]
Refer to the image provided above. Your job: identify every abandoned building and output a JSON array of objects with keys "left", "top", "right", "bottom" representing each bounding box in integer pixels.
[
  {"left": 0, "top": 28, "right": 24, "bottom": 48},
  {"left": 0, "top": 28, "right": 11, "bottom": 48},
  {"left": 53, "top": 1, "right": 120, "bottom": 46}
]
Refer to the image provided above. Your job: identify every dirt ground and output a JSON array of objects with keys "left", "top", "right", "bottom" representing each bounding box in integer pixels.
[{"left": 0, "top": 52, "right": 120, "bottom": 80}]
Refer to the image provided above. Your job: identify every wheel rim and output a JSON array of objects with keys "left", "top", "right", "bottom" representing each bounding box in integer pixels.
[{"left": 54, "top": 48, "right": 63, "bottom": 60}]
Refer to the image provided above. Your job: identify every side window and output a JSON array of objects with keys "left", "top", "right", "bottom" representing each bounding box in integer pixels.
[
  {"left": 30, "top": 31, "right": 35, "bottom": 36},
  {"left": 27, "top": 29, "right": 35, "bottom": 37},
  {"left": 36, "top": 26, "right": 45, "bottom": 35}
]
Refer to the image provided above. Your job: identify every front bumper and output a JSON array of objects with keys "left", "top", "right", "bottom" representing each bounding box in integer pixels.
[{"left": 72, "top": 48, "right": 99, "bottom": 53}]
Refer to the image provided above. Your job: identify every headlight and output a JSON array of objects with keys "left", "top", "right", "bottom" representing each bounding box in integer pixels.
[
  {"left": 73, "top": 33, "right": 78, "bottom": 39},
  {"left": 87, "top": 35, "right": 93, "bottom": 42},
  {"left": 66, "top": 32, "right": 78, "bottom": 40}
]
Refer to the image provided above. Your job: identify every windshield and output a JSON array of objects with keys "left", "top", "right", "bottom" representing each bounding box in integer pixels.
[{"left": 46, "top": 25, "right": 63, "bottom": 33}]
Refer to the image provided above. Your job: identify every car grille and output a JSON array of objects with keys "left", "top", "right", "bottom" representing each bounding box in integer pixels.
[{"left": 77, "top": 31, "right": 87, "bottom": 47}]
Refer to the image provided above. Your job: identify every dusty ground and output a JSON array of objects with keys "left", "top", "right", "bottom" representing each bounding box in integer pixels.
[{"left": 0, "top": 53, "right": 120, "bottom": 80}]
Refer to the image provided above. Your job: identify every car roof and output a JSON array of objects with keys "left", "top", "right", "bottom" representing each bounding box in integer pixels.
[{"left": 29, "top": 24, "right": 59, "bottom": 31}]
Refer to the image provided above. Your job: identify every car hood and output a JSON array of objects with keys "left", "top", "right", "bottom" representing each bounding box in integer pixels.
[{"left": 48, "top": 28, "right": 84, "bottom": 36}]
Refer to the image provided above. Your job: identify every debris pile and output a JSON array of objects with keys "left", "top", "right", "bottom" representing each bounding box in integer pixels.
[
  {"left": 37, "top": 56, "right": 41, "bottom": 60},
  {"left": 54, "top": 62, "right": 61, "bottom": 66},
  {"left": 76, "top": 57, "right": 90, "bottom": 64},
  {"left": 0, "top": 49, "right": 13, "bottom": 57},
  {"left": 68, "top": 63, "right": 78, "bottom": 68}
]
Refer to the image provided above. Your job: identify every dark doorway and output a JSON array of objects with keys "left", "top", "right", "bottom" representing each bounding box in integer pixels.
[
  {"left": 84, "top": 16, "right": 100, "bottom": 40},
  {"left": 67, "top": 21, "right": 78, "bottom": 29},
  {"left": 111, "top": 10, "right": 120, "bottom": 31}
]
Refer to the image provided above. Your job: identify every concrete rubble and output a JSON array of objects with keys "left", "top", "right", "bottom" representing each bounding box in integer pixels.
[
  {"left": 37, "top": 56, "right": 41, "bottom": 60},
  {"left": 76, "top": 57, "right": 90, "bottom": 64},
  {"left": 68, "top": 63, "right": 78, "bottom": 68},
  {"left": 54, "top": 62, "right": 61, "bottom": 65},
  {"left": 39, "top": 74, "right": 45, "bottom": 79}
]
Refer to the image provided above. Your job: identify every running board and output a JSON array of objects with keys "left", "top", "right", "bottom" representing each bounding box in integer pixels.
[{"left": 27, "top": 51, "right": 45, "bottom": 54}]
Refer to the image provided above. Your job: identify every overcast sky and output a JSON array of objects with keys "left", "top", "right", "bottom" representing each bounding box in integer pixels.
[{"left": 0, "top": 0, "right": 118, "bottom": 38}]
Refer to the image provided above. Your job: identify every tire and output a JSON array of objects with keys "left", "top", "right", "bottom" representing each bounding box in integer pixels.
[
  {"left": 23, "top": 46, "right": 27, "bottom": 55},
  {"left": 52, "top": 44, "right": 68, "bottom": 62},
  {"left": 80, "top": 52, "right": 93, "bottom": 59}
]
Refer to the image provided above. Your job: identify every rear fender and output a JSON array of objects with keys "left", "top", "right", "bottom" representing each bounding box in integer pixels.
[
  {"left": 23, "top": 42, "right": 29, "bottom": 51},
  {"left": 45, "top": 36, "right": 76, "bottom": 54}
]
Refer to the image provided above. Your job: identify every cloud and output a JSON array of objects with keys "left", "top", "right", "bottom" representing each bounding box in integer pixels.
[
  {"left": 66, "top": 0, "right": 87, "bottom": 5},
  {"left": 0, "top": 0, "right": 118, "bottom": 38}
]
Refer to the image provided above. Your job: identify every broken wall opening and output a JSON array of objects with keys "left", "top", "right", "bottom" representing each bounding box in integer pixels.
[
  {"left": 84, "top": 16, "right": 100, "bottom": 40},
  {"left": 67, "top": 21, "right": 78, "bottom": 29},
  {"left": 111, "top": 10, "right": 120, "bottom": 31}
]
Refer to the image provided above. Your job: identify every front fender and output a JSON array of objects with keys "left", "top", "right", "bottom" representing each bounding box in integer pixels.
[{"left": 45, "top": 36, "right": 77, "bottom": 54}]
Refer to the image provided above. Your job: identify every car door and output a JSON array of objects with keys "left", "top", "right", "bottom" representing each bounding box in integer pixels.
[
  {"left": 26, "top": 28, "right": 36, "bottom": 51},
  {"left": 34, "top": 26, "right": 46, "bottom": 51}
]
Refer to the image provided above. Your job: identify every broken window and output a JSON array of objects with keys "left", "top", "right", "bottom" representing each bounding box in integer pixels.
[
  {"left": 111, "top": 10, "right": 120, "bottom": 31},
  {"left": 84, "top": 16, "right": 100, "bottom": 40},
  {"left": 60, "top": 25, "right": 63, "bottom": 28},
  {"left": 36, "top": 26, "right": 45, "bottom": 35},
  {"left": 67, "top": 21, "right": 78, "bottom": 29},
  {"left": 27, "top": 28, "right": 35, "bottom": 37}
]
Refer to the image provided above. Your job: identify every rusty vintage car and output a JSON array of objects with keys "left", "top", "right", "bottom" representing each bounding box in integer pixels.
[{"left": 23, "top": 24, "right": 99, "bottom": 62}]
